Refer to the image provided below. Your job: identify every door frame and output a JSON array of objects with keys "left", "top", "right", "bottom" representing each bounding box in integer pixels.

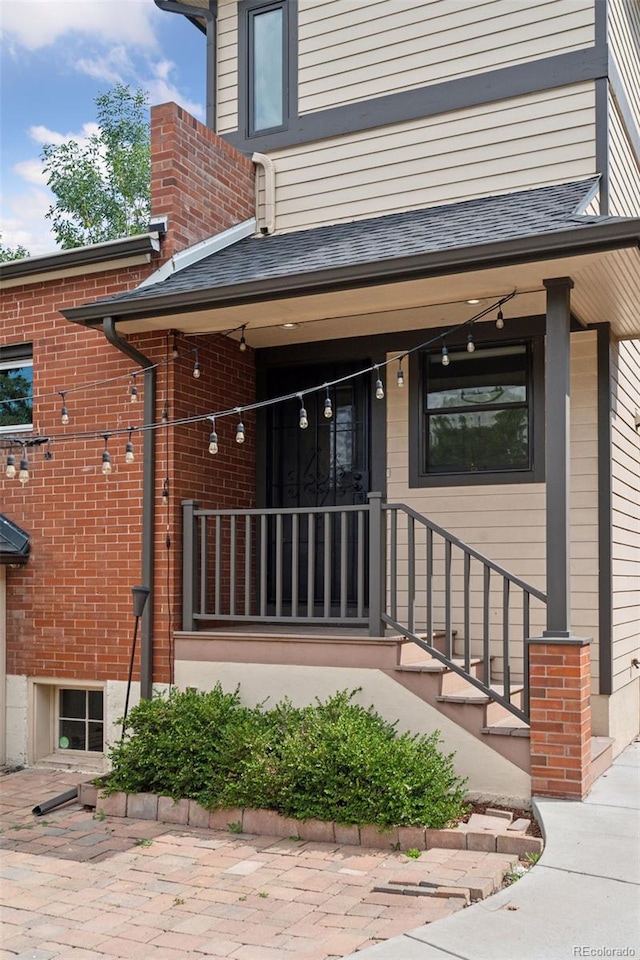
[{"left": 255, "top": 342, "right": 388, "bottom": 510}]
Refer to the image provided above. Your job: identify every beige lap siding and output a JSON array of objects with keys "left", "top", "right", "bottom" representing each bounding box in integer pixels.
[
  {"left": 385, "top": 331, "right": 599, "bottom": 688},
  {"left": 259, "top": 84, "right": 596, "bottom": 233},
  {"left": 297, "top": 0, "right": 594, "bottom": 113},
  {"left": 216, "top": 0, "right": 595, "bottom": 133},
  {"left": 608, "top": 0, "right": 640, "bottom": 131},
  {"left": 610, "top": 340, "right": 640, "bottom": 696},
  {"left": 608, "top": 91, "right": 640, "bottom": 217}
]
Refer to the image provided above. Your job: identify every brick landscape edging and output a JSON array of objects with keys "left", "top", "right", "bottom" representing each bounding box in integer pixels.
[{"left": 77, "top": 782, "right": 543, "bottom": 857}]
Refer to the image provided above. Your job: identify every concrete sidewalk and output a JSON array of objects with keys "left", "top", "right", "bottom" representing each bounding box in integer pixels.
[{"left": 344, "top": 740, "right": 640, "bottom": 960}]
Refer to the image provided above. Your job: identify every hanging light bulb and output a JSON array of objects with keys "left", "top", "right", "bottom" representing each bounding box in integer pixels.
[
  {"left": 397, "top": 361, "right": 405, "bottom": 388},
  {"left": 496, "top": 308, "right": 504, "bottom": 330},
  {"left": 236, "top": 417, "right": 246, "bottom": 443},
  {"left": 101, "top": 436, "right": 112, "bottom": 476},
  {"left": 298, "top": 395, "right": 308, "bottom": 429},
  {"left": 59, "top": 392, "right": 69, "bottom": 425},
  {"left": 441, "top": 345, "right": 450, "bottom": 366},
  {"left": 192, "top": 350, "right": 201, "bottom": 379},
  {"left": 125, "top": 433, "right": 135, "bottom": 464},
  {"left": 323, "top": 387, "right": 333, "bottom": 419},
  {"left": 6, "top": 452, "right": 16, "bottom": 479},
  {"left": 466, "top": 332, "right": 475, "bottom": 353},
  {"left": 208, "top": 418, "right": 219, "bottom": 454},
  {"left": 130, "top": 377, "right": 138, "bottom": 403},
  {"left": 18, "top": 454, "right": 29, "bottom": 485},
  {"left": 374, "top": 367, "right": 384, "bottom": 400},
  {"left": 239, "top": 327, "right": 247, "bottom": 352}
]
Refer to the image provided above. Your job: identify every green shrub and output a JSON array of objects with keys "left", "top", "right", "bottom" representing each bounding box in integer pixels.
[
  {"left": 104, "top": 685, "right": 251, "bottom": 800},
  {"left": 104, "top": 687, "right": 467, "bottom": 828}
]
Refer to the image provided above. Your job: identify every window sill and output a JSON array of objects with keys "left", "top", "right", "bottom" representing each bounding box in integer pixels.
[{"left": 410, "top": 469, "right": 543, "bottom": 488}]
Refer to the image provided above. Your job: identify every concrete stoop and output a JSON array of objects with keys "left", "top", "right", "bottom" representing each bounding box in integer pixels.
[{"left": 78, "top": 783, "right": 543, "bottom": 858}]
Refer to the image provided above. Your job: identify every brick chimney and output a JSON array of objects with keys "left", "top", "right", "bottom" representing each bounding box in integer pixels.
[{"left": 150, "top": 103, "right": 255, "bottom": 262}]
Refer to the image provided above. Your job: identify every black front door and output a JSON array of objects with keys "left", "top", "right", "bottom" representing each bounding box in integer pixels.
[{"left": 266, "top": 362, "right": 370, "bottom": 612}]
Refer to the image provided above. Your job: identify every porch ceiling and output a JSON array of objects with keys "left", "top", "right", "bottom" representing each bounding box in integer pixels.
[{"left": 96, "top": 246, "right": 640, "bottom": 348}]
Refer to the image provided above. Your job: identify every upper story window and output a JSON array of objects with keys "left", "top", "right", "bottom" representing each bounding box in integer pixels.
[
  {"left": 0, "top": 343, "right": 33, "bottom": 434},
  {"left": 410, "top": 338, "right": 544, "bottom": 487},
  {"left": 239, "top": 0, "right": 297, "bottom": 138}
]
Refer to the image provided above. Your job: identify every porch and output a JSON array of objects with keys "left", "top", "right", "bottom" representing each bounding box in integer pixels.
[{"left": 181, "top": 494, "right": 547, "bottom": 729}]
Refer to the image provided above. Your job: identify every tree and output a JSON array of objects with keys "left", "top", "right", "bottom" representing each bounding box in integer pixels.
[
  {"left": 41, "top": 84, "right": 151, "bottom": 249},
  {"left": 0, "top": 236, "right": 29, "bottom": 261}
]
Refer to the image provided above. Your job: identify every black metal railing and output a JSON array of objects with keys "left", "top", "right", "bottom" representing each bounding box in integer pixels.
[{"left": 182, "top": 494, "right": 546, "bottom": 721}]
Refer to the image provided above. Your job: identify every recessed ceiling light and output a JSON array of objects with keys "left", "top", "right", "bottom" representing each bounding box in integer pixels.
[
  {"left": 281, "top": 323, "right": 298, "bottom": 329},
  {"left": 467, "top": 299, "right": 481, "bottom": 304}
]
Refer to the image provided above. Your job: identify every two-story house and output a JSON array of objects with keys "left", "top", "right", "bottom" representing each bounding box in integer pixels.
[{"left": 2, "top": 0, "right": 639, "bottom": 804}]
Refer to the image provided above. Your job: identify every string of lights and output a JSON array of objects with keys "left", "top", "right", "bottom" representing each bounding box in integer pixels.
[
  {"left": 1, "top": 293, "right": 516, "bottom": 483},
  {"left": 0, "top": 323, "right": 250, "bottom": 412}
]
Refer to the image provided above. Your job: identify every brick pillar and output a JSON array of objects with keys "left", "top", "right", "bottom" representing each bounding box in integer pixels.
[
  {"left": 150, "top": 102, "right": 255, "bottom": 262},
  {"left": 528, "top": 637, "right": 592, "bottom": 799}
]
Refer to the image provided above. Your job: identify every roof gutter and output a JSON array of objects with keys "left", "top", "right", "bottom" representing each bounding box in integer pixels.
[
  {"left": 154, "top": 1, "right": 217, "bottom": 130},
  {"left": 61, "top": 219, "right": 640, "bottom": 326},
  {"left": 0, "top": 233, "right": 160, "bottom": 283},
  {"left": 102, "top": 318, "right": 155, "bottom": 701}
]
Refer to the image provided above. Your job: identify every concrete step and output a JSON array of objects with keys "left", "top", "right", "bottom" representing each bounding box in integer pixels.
[
  {"left": 481, "top": 715, "right": 530, "bottom": 738},
  {"left": 396, "top": 657, "right": 486, "bottom": 694},
  {"left": 388, "top": 666, "right": 530, "bottom": 771},
  {"left": 590, "top": 736, "right": 614, "bottom": 782},
  {"left": 436, "top": 682, "right": 524, "bottom": 726}
]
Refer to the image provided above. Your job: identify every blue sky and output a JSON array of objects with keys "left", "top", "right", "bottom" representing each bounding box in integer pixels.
[{"left": 1, "top": 0, "right": 207, "bottom": 255}]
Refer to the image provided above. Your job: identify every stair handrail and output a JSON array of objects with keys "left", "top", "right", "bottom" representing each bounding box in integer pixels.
[{"left": 383, "top": 502, "right": 547, "bottom": 602}]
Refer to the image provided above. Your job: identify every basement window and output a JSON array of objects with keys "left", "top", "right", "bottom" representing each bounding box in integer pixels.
[{"left": 57, "top": 688, "right": 104, "bottom": 753}]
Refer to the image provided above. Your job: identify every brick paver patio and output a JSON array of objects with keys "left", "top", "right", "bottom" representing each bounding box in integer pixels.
[{"left": 0, "top": 769, "right": 518, "bottom": 959}]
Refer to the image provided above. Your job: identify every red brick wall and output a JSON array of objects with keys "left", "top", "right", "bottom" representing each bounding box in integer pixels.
[
  {"left": 131, "top": 331, "right": 256, "bottom": 684},
  {"left": 1, "top": 269, "right": 159, "bottom": 683},
  {"left": 529, "top": 639, "right": 593, "bottom": 799},
  {"left": 2, "top": 104, "right": 257, "bottom": 691},
  {"left": 150, "top": 102, "right": 255, "bottom": 262}
]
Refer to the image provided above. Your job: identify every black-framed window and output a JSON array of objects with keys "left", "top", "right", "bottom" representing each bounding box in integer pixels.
[
  {"left": 239, "top": 0, "right": 297, "bottom": 138},
  {"left": 410, "top": 338, "right": 544, "bottom": 487},
  {"left": 0, "top": 343, "right": 33, "bottom": 433}
]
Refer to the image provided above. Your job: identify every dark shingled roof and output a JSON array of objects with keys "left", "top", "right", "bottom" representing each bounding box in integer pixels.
[
  {"left": 0, "top": 514, "right": 30, "bottom": 564},
  {"left": 88, "top": 178, "right": 604, "bottom": 308}
]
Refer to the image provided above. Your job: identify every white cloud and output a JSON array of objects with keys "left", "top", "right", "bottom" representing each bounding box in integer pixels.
[
  {"left": 0, "top": 187, "right": 56, "bottom": 256},
  {"left": 29, "top": 122, "right": 100, "bottom": 147},
  {"left": 0, "top": 0, "right": 158, "bottom": 52},
  {"left": 144, "top": 59, "right": 204, "bottom": 121},
  {"left": 13, "top": 158, "right": 47, "bottom": 187},
  {"left": 74, "top": 45, "right": 136, "bottom": 86}
]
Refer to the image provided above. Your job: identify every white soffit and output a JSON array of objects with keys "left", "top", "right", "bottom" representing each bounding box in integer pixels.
[{"left": 115, "top": 247, "right": 640, "bottom": 345}]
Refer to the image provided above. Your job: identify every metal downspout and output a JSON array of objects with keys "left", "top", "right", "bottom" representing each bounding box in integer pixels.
[
  {"left": 102, "top": 317, "right": 156, "bottom": 700},
  {"left": 154, "top": 1, "right": 217, "bottom": 130}
]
